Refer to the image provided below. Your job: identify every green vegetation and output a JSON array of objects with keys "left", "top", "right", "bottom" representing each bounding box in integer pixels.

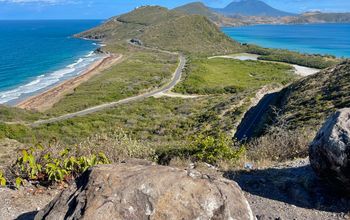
[
  {"left": 77, "top": 6, "right": 242, "bottom": 55},
  {"left": 0, "top": 170, "right": 6, "bottom": 186},
  {"left": 0, "top": 105, "right": 42, "bottom": 123},
  {"left": 46, "top": 49, "right": 178, "bottom": 115},
  {"left": 175, "top": 57, "right": 295, "bottom": 94},
  {"left": 0, "top": 123, "right": 33, "bottom": 140},
  {"left": 174, "top": 2, "right": 219, "bottom": 21},
  {"left": 245, "top": 45, "right": 340, "bottom": 69},
  {"left": 269, "top": 60, "right": 350, "bottom": 131},
  {"left": 4, "top": 144, "right": 109, "bottom": 187},
  {"left": 141, "top": 15, "right": 241, "bottom": 55},
  {"left": 117, "top": 6, "right": 182, "bottom": 26},
  {"left": 157, "top": 132, "right": 245, "bottom": 166}
]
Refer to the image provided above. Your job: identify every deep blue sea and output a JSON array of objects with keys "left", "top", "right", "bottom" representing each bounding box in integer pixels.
[
  {"left": 0, "top": 20, "right": 103, "bottom": 105},
  {"left": 222, "top": 23, "right": 350, "bottom": 58}
]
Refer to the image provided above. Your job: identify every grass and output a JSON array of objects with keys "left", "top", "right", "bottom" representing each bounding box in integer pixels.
[
  {"left": 77, "top": 6, "right": 243, "bottom": 56},
  {"left": 245, "top": 44, "right": 341, "bottom": 69},
  {"left": 269, "top": 60, "right": 350, "bottom": 131},
  {"left": 0, "top": 105, "right": 42, "bottom": 123},
  {"left": 46, "top": 49, "right": 178, "bottom": 115},
  {"left": 141, "top": 15, "right": 242, "bottom": 55},
  {"left": 174, "top": 57, "right": 295, "bottom": 95}
]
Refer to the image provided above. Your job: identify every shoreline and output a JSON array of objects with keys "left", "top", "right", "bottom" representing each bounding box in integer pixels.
[
  {"left": 16, "top": 53, "right": 123, "bottom": 112},
  {"left": 208, "top": 53, "right": 320, "bottom": 76}
]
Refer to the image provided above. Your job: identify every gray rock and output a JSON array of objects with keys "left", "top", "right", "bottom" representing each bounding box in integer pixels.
[
  {"left": 35, "top": 162, "right": 254, "bottom": 220},
  {"left": 309, "top": 108, "right": 350, "bottom": 192}
]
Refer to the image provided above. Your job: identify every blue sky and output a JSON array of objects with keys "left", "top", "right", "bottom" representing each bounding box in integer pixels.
[{"left": 0, "top": 0, "right": 350, "bottom": 20}]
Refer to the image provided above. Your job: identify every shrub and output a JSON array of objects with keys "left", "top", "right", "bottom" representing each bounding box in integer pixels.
[
  {"left": 0, "top": 170, "right": 6, "bottom": 186},
  {"left": 190, "top": 133, "right": 245, "bottom": 165},
  {"left": 157, "top": 132, "right": 245, "bottom": 166},
  {"left": 77, "top": 129, "right": 156, "bottom": 163},
  {"left": 247, "top": 125, "right": 314, "bottom": 162},
  {"left": 12, "top": 143, "right": 110, "bottom": 186}
]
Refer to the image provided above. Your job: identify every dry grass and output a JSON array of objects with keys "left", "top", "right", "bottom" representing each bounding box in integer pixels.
[
  {"left": 77, "top": 129, "right": 156, "bottom": 163},
  {"left": 247, "top": 125, "right": 315, "bottom": 162}
]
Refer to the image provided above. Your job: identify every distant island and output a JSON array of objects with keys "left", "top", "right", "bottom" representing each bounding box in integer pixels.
[{"left": 174, "top": 0, "right": 350, "bottom": 26}]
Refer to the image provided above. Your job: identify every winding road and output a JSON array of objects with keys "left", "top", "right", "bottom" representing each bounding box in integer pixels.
[{"left": 31, "top": 48, "right": 186, "bottom": 127}]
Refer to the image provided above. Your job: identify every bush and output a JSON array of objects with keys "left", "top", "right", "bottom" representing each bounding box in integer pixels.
[
  {"left": 157, "top": 132, "right": 245, "bottom": 166},
  {"left": 11, "top": 144, "right": 109, "bottom": 186},
  {"left": 77, "top": 129, "right": 156, "bottom": 163},
  {"left": 247, "top": 125, "right": 314, "bottom": 162},
  {"left": 190, "top": 133, "right": 245, "bottom": 165},
  {"left": 245, "top": 44, "right": 340, "bottom": 69},
  {"left": 0, "top": 170, "right": 6, "bottom": 186}
]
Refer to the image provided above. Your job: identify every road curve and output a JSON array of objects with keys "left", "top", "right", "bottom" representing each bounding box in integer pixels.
[{"left": 31, "top": 53, "right": 186, "bottom": 127}]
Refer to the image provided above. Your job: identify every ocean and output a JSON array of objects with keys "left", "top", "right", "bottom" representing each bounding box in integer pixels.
[
  {"left": 0, "top": 20, "right": 104, "bottom": 105},
  {"left": 222, "top": 23, "right": 350, "bottom": 58}
]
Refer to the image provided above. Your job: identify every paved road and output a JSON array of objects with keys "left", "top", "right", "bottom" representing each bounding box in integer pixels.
[
  {"left": 234, "top": 92, "right": 279, "bottom": 141},
  {"left": 31, "top": 52, "right": 186, "bottom": 127}
]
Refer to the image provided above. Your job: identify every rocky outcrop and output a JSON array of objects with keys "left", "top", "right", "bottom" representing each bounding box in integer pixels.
[
  {"left": 309, "top": 108, "right": 350, "bottom": 192},
  {"left": 35, "top": 161, "right": 253, "bottom": 220}
]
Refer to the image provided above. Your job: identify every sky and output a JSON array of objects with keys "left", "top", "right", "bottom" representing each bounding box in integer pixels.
[{"left": 0, "top": 0, "right": 350, "bottom": 20}]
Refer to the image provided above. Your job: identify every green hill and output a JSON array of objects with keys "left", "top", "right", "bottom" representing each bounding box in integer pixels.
[
  {"left": 173, "top": 2, "right": 221, "bottom": 23},
  {"left": 77, "top": 6, "right": 242, "bottom": 55},
  {"left": 270, "top": 61, "right": 350, "bottom": 131},
  {"left": 140, "top": 15, "right": 241, "bottom": 54},
  {"left": 173, "top": 2, "right": 249, "bottom": 27}
]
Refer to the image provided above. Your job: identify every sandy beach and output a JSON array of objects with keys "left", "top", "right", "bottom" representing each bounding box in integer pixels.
[{"left": 16, "top": 54, "right": 123, "bottom": 112}]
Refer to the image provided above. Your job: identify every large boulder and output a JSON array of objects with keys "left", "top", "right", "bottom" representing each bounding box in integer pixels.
[
  {"left": 35, "top": 161, "right": 253, "bottom": 220},
  {"left": 309, "top": 108, "right": 350, "bottom": 192}
]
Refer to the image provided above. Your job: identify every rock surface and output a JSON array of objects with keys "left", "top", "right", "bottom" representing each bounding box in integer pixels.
[
  {"left": 35, "top": 162, "right": 254, "bottom": 220},
  {"left": 309, "top": 108, "right": 350, "bottom": 192}
]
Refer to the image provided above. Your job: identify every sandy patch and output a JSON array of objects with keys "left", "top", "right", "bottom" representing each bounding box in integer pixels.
[
  {"left": 153, "top": 92, "right": 200, "bottom": 99},
  {"left": 208, "top": 53, "right": 259, "bottom": 61},
  {"left": 292, "top": 64, "right": 320, "bottom": 76}
]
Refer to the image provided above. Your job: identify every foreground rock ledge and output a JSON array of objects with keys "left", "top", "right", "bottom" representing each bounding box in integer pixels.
[
  {"left": 35, "top": 162, "right": 254, "bottom": 220},
  {"left": 309, "top": 108, "right": 350, "bottom": 192}
]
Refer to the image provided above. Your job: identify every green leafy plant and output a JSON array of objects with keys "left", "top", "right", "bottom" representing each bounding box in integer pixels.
[
  {"left": 0, "top": 171, "right": 6, "bottom": 187},
  {"left": 12, "top": 144, "right": 110, "bottom": 186},
  {"left": 191, "top": 133, "right": 245, "bottom": 165},
  {"left": 16, "top": 148, "right": 42, "bottom": 180},
  {"left": 15, "top": 177, "right": 23, "bottom": 189}
]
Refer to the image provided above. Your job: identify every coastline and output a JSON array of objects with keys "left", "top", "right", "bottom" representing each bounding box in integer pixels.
[{"left": 16, "top": 53, "right": 123, "bottom": 112}]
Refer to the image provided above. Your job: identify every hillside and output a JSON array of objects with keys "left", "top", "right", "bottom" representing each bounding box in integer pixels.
[
  {"left": 77, "top": 6, "right": 242, "bottom": 55},
  {"left": 76, "top": 6, "right": 182, "bottom": 41},
  {"left": 173, "top": 2, "right": 248, "bottom": 26},
  {"left": 140, "top": 15, "right": 241, "bottom": 54},
  {"left": 269, "top": 61, "right": 350, "bottom": 131},
  {"left": 212, "top": 0, "right": 296, "bottom": 17},
  {"left": 290, "top": 12, "right": 350, "bottom": 24},
  {"left": 174, "top": 2, "right": 219, "bottom": 21}
]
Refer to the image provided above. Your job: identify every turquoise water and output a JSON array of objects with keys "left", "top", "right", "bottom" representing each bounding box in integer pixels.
[
  {"left": 0, "top": 20, "right": 103, "bottom": 104},
  {"left": 222, "top": 23, "right": 350, "bottom": 58}
]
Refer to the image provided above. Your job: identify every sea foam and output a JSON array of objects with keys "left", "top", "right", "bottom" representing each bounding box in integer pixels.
[{"left": 0, "top": 51, "right": 104, "bottom": 104}]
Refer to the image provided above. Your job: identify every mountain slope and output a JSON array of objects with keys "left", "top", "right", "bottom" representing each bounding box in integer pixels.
[
  {"left": 174, "top": 2, "right": 219, "bottom": 21},
  {"left": 173, "top": 2, "right": 250, "bottom": 26},
  {"left": 140, "top": 15, "right": 242, "bottom": 54},
  {"left": 77, "top": 6, "right": 242, "bottom": 55},
  {"left": 290, "top": 12, "right": 350, "bottom": 24},
  {"left": 213, "top": 0, "right": 295, "bottom": 17},
  {"left": 272, "top": 61, "right": 350, "bottom": 131}
]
